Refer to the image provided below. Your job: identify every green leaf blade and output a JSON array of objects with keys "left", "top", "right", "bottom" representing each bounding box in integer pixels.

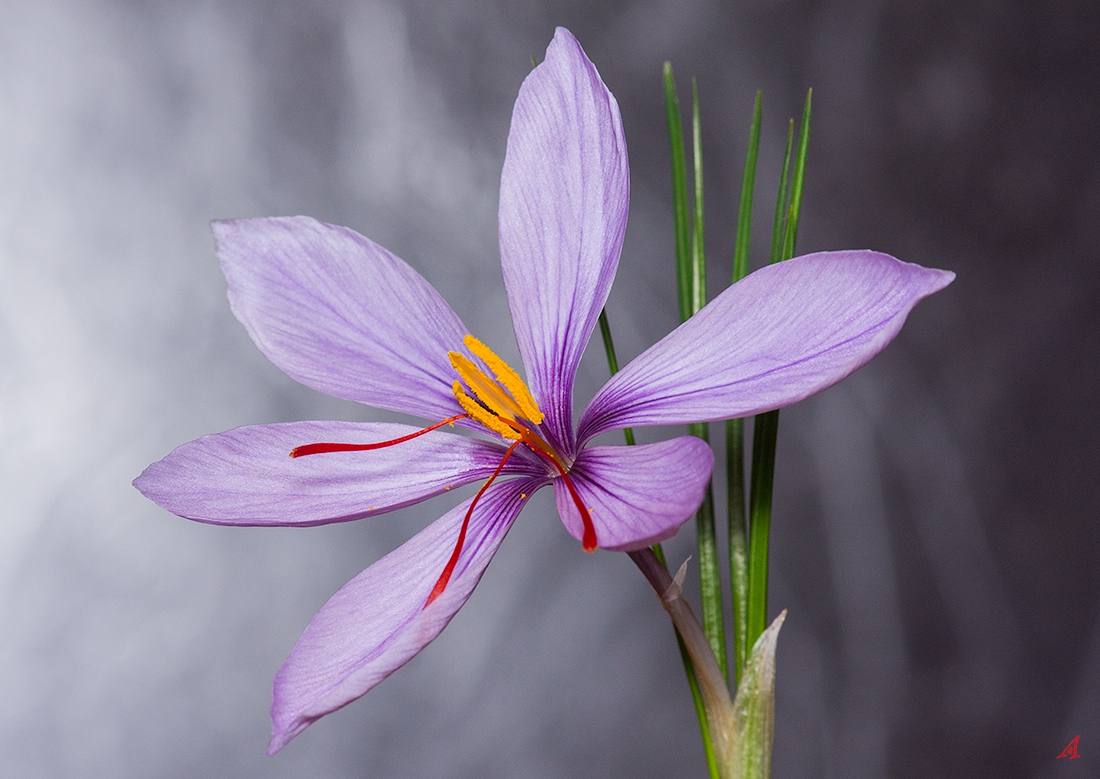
[
  {"left": 728, "top": 91, "right": 761, "bottom": 685},
  {"left": 664, "top": 63, "right": 692, "bottom": 323}
]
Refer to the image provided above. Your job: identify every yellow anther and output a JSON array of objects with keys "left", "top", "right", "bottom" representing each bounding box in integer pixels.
[
  {"left": 452, "top": 381, "right": 521, "bottom": 441},
  {"left": 449, "top": 350, "right": 528, "bottom": 423},
  {"left": 463, "top": 335, "right": 544, "bottom": 424}
]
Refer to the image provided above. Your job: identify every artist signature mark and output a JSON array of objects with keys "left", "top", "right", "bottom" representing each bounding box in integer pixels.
[{"left": 1057, "top": 735, "right": 1081, "bottom": 760}]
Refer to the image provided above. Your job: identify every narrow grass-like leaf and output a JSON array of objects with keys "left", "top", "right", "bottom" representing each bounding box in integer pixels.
[
  {"left": 664, "top": 63, "right": 692, "bottom": 323},
  {"left": 685, "top": 78, "right": 727, "bottom": 683},
  {"left": 746, "top": 408, "right": 778, "bottom": 645},
  {"left": 691, "top": 451, "right": 724, "bottom": 677},
  {"left": 768, "top": 119, "right": 794, "bottom": 266},
  {"left": 597, "top": 310, "right": 634, "bottom": 447},
  {"left": 688, "top": 655, "right": 721, "bottom": 779},
  {"left": 747, "top": 116, "right": 794, "bottom": 649},
  {"left": 782, "top": 89, "right": 812, "bottom": 261},
  {"left": 666, "top": 65, "right": 723, "bottom": 776},
  {"left": 732, "top": 91, "right": 761, "bottom": 283},
  {"left": 727, "top": 91, "right": 761, "bottom": 685},
  {"left": 727, "top": 419, "right": 749, "bottom": 684},
  {"left": 748, "top": 91, "right": 811, "bottom": 651},
  {"left": 690, "top": 79, "right": 707, "bottom": 314}
]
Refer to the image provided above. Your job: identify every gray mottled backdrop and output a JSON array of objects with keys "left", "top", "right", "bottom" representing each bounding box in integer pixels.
[{"left": 1, "top": 1, "right": 1096, "bottom": 777}]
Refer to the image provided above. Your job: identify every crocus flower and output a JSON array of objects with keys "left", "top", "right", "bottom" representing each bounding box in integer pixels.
[{"left": 134, "top": 27, "right": 953, "bottom": 754}]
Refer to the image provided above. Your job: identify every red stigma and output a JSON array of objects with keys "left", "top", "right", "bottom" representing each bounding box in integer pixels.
[
  {"left": 288, "top": 407, "right": 600, "bottom": 606},
  {"left": 424, "top": 441, "right": 522, "bottom": 608},
  {"left": 516, "top": 434, "right": 597, "bottom": 553},
  {"left": 289, "top": 414, "right": 468, "bottom": 457},
  {"left": 560, "top": 471, "right": 598, "bottom": 553}
]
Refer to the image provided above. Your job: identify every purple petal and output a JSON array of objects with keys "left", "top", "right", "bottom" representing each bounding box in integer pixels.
[
  {"left": 498, "top": 27, "right": 629, "bottom": 454},
  {"left": 553, "top": 437, "right": 714, "bottom": 552},
  {"left": 133, "top": 421, "right": 536, "bottom": 526},
  {"left": 215, "top": 217, "right": 469, "bottom": 421},
  {"left": 268, "top": 476, "right": 543, "bottom": 754},
  {"left": 578, "top": 251, "right": 954, "bottom": 441}
]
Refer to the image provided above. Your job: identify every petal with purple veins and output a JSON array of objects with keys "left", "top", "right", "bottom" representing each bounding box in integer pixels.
[
  {"left": 553, "top": 437, "right": 714, "bottom": 551},
  {"left": 268, "top": 477, "right": 543, "bottom": 753},
  {"left": 215, "top": 217, "right": 470, "bottom": 422},
  {"left": 499, "top": 27, "right": 629, "bottom": 454},
  {"left": 578, "top": 251, "right": 955, "bottom": 441},
  {"left": 134, "top": 421, "right": 540, "bottom": 526}
]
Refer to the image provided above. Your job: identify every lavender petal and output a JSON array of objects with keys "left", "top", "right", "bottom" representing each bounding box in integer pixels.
[
  {"left": 498, "top": 27, "right": 629, "bottom": 454},
  {"left": 578, "top": 251, "right": 954, "bottom": 441},
  {"left": 553, "top": 436, "right": 714, "bottom": 551},
  {"left": 133, "top": 421, "right": 536, "bottom": 526},
  {"left": 268, "top": 477, "right": 542, "bottom": 753},
  {"left": 215, "top": 217, "right": 470, "bottom": 422}
]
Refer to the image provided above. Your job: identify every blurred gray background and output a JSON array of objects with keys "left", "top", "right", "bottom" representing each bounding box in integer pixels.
[{"left": 1, "top": 0, "right": 1096, "bottom": 777}]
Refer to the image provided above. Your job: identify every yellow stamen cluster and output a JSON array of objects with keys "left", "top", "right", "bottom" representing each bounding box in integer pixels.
[
  {"left": 448, "top": 336, "right": 545, "bottom": 443},
  {"left": 462, "top": 335, "right": 544, "bottom": 424},
  {"left": 452, "top": 381, "right": 520, "bottom": 440}
]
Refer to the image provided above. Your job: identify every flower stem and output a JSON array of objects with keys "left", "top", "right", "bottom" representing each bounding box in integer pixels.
[
  {"left": 629, "top": 549, "right": 734, "bottom": 776},
  {"left": 678, "top": 71, "right": 728, "bottom": 682},
  {"left": 598, "top": 306, "right": 717, "bottom": 777},
  {"left": 648, "top": 545, "right": 719, "bottom": 779}
]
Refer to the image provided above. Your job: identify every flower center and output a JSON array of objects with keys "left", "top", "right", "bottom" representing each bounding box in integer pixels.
[
  {"left": 288, "top": 334, "right": 598, "bottom": 607},
  {"left": 447, "top": 336, "right": 597, "bottom": 556},
  {"left": 448, "top": 336, "right": 563, "bottom": 466},
  {"left": 449, "top": 334, "right": 544, "bottom": 435}
]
